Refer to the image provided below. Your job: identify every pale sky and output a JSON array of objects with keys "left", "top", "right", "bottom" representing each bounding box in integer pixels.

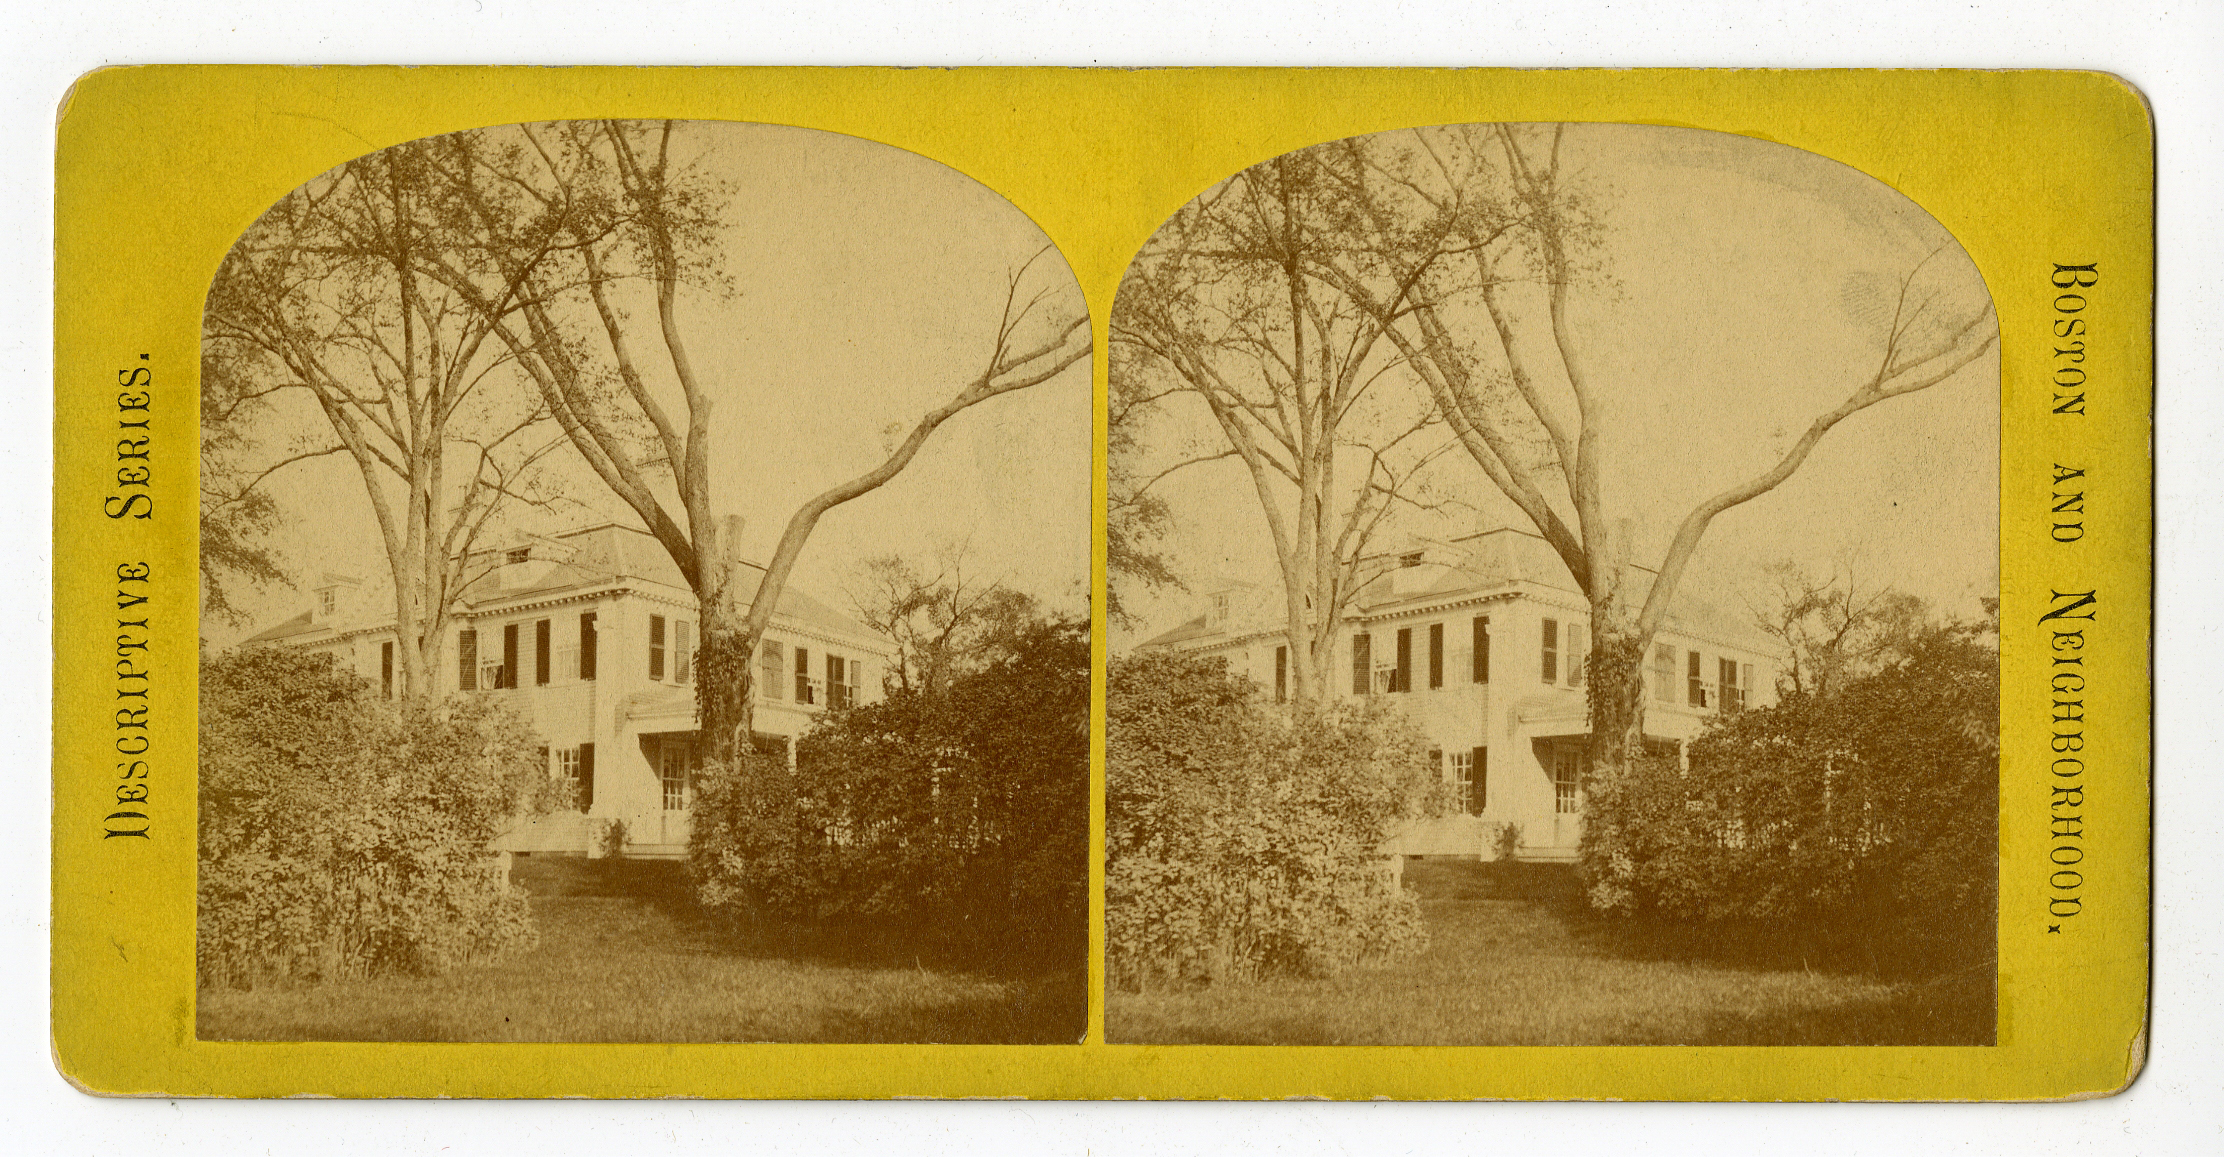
[
  {"left": 209, "top": 122, "right": 1092, "bottom": 645},
  {"left": 1119, "top": 122, "right": 2000, "bottom": 645}
]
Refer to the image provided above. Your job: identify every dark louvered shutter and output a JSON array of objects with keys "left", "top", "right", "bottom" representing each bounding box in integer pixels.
[
  {"left": 1394, "top": 628, "right": 1412, "bottom": 693},
  {"left": 649, "top": 614, "right": 666, "bottom": 680},
  {"left": 1473, "top": 616, "right": 1489, "bottom": 683},
  {"left": 381, "top": 641, "right": 393, "bottom": 698},
  {"left": 579, "top": 613, "right": 598, "bottom": 680},
  {"left": 1428, "top": 622, "right": 1444, "bottom": 688},
  {"left": 1472, "top": 746, "right": 1488, "bottom": 814},
  {"left": 458, "top": 629, "right": 478, "bottom": 691},
  {"left": 1274, "top": 646, "right": 1287, "bottom": 703},
  {"left": 502, "top": 623, "right": 520, "bottom": 689},
  {"left": 578, "top": 742, "right": 596, "bottom": 810},
  {"left": 535, "top": 619, "right": 551, "bottom": 685},
  {"left": 1352, "top": 633, "right": 1370, "bottom": 695}
]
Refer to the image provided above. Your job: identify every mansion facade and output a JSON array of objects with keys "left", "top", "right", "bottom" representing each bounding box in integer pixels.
[
  {"left": 1140, "top": 527, "right": 1783, "bottom": 863},
  {"left": 242, "top": 522, "right": 895, "bottom": 858}
]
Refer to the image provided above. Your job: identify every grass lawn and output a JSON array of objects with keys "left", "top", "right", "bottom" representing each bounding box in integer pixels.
[
  {"left": 1106, "top": 859, "right": 1993, "bottom": 1046},
  {"left": 198, "top": 857, "right": 1083, "bottom": 1044}
]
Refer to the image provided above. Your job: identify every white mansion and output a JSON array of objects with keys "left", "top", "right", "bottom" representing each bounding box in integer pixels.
[
  {"left": 1139, "top": 527, "right": 1783, "bottom": 863},
  {"left": 241, "top": 522, "right": 895, "bottom": 858}
]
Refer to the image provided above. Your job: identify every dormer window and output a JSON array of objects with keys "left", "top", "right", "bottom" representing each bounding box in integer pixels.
[
  {"left": 506, "top": 547, "right": 530, "bottom": 564},
  {"left": 1210, "top": 592, "right": 1230, "bottom": 624},
  {"left": 1400, "top": 551, "right": 1423, "bottom": 569},
  {"left": 318, "top": 588, "right": 336, "bottom": 616}
]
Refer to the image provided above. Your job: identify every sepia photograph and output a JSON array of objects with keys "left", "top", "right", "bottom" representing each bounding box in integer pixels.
[
  {"left": 1106, "top": 122, "right": 2001, "bottom": 1046},
  {"left": 193, "top": 119, "right": 1092, "bottom": 1043}
]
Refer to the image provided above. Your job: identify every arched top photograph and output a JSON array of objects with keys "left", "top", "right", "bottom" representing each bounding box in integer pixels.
[
  {"left": 196, "top": 119, "right": 1092, "bottom": 1044},
  {"left": 1107, "top": 121, "right": 1999, "bottom": 1046}
]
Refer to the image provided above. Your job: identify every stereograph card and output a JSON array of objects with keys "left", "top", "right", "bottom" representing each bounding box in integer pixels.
[{"left": 50, "top": 67, "right": 2151, "bottom": 1100}]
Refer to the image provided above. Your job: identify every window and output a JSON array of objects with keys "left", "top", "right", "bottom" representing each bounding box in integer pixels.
[
  {"left": 1351, "top": 633, "right": 1371, "bottom": 696},
  {"left": 578, "top": 612, "right": 598, "bottom": 681},
  {"left": 649, "top": 614, "right": 667, "bottom": 680},
  {"left": 1719, "top": 657, "right": 1743, "bottom": 712},
  {"left": 1399, "top": 550, "right": 1423, "bottom": 568},
  {"left": 554, "top": 746, "right": 582, "bottom": 807},
  {"left": 847, "top": 657, "right": 862, "bottom": 707},
  {"left": 318, "top": 588, "right": 336, "bottom": 616},
  {"left": 1428, "top": 623, "right": 1444, "bottom": 689},
  {"left": 501, "top": 622, "right": 520, "bottom": 689},
  {"left": 1743, "top": 663, "right": 1756, "bottom": 707},
  {"left": 1210, "top": 591, "right": 1230, "bottom": 624},
  {"left": 506, "top": 547, "right": 530, "bottom": 564},
  {"left": 458, "top": 629, "right": 478, "bottom": 691},
  {"left": 760, "top": 639, "right": 785, "bottom": 701},
  {"left": 795, "top": 646, "right": 815, "bottom": 704},
  {"left": 675, "top": 620, "right": 693, "bottom": 685},
  {"left": 1652, "top": 643, "right": 1676, "bottom": 703},
  {"left": 1553, "top": 749, "right": 1582, "bottom": 815},
  {"left": 1567, "top": 623, "right": 1586, "bottom": 687},
  {"left": 827, "top": 654, "right": 849, "bottom": 709},
  {"left": 1274, "top": 646, "right": 1288, "bottom": 703},
  {"left": 1393, "top": 627, "right": 1412, "bottom": 693},
  {"left": 381, "top": 641, "right": 393, "bottom": 699},
  {"left": 535, "top": 619, "right": 551, "bottom": 686},
  {"left": 1451, "top": 749, "right": 1485, "bottom": 815},
  {"left": 1472, "top": 616, "right": 1490, "bottom": 683},
  {"left": 1541, "top": 618, "right": 1559, "bottom": 683},
  {"left": 659, "top": 743, "right": 692, "bottom": 811},
  {"left": 1687, "top": 649, "right": 1706, "bottom": 707}
]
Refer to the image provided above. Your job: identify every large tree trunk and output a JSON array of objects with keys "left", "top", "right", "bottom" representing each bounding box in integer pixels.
[
  {"left": 1579, "top": 577, "right": 1656, "bottom": 912},
  {"left": 692, "top": 514, "right": 758, "bottom": 764}
]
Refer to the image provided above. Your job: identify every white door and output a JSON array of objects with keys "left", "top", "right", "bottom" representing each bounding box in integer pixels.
[
  {"left": 659, "top": 742, "right": 693, "bottom": 846},
  {"left": 1552, "top": 746, "right": 1585, "bottom": 849}
]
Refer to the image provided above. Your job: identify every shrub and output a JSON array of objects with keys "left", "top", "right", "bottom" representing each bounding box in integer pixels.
[
  {"left": 197, "top": 648, "right": 555, "bottom": 988},
  {"left": 690, "top": 618, "right": 1088, "bottom": 967},
  {"left": 1106, "top": 652, "right": 1446, "bottom": 991},
  {"left": 1579, "top": 618, "right": 1998, "bottom": 975}
]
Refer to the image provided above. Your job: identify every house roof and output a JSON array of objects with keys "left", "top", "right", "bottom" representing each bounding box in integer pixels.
[
  {"left": 241, "top": 608, "right": 318, "bottom": 645},
  {"left": 1140, "top": 525, "right": 1782, "bottom": 658},
  {"left": 242, "top": 523, "right": 885, "bottom": 652},
  {"left": 1137, "top": 613, "right": 1217, "bottom": 649}
]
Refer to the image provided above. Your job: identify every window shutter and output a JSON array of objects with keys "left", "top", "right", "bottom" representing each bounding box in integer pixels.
[
  {"left": 1541, "top": 618, "right": 1559, "bottom": 683},
  {"left": 502, "top": 623, "right": 520, "bottom": 689},
  {"left": 579, "top": 612, "right": 598, "bottom": 681},
  {"left": 578, "top": 742, "right": 595, "bottom": 810},
  {"left": 1473, "top": 616, "right": 1490, "bottom": 683},
  {"left": 1473, "top": 746, "right": 1488, "bottom": 813},
  {"left": 675, "top": 620, "right": 692, "bottom": 684},
  {"left": 1428, "top": 623, "right": 1444, "bottom": 688},
  {"left": 1568, "top": 624, "right": 1586, "bottom": 687},
  {"left": 827, "top": 654, "right": 845, "bottom": 709},
  {"left": 795, "top": 646, "right": 811, "bottom": 703},
  {"left": 381, "top": 641, "right": 393, "bottom": 699},
  {"left": 649, "top": 614, "right": 666, "bottom": 680},
  {"left": 1688, "top": 650, "right": 1704, "bottom": 707},
  {"left": 1274, "top": 646, "right": 1288, "bottom": 703},
  {"left": 458, "top": 629, "right": 478, "bottom": 691},
  {"left": 1743, "top": 663, "right": 1756, "bottom": 705},
  {"left": 1394, "top": 628, "right": 1412, "bottom": 693},
  {"left": 535, "top": 619, "right": 551, "bottom": 685},
  {"left": 1352, "top": 633, "right": 1371, "bottom": 695}
]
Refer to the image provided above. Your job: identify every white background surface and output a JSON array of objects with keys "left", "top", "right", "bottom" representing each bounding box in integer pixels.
[{"left": 8, "top": 4, "right": 2218, "bottom": 1153}]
